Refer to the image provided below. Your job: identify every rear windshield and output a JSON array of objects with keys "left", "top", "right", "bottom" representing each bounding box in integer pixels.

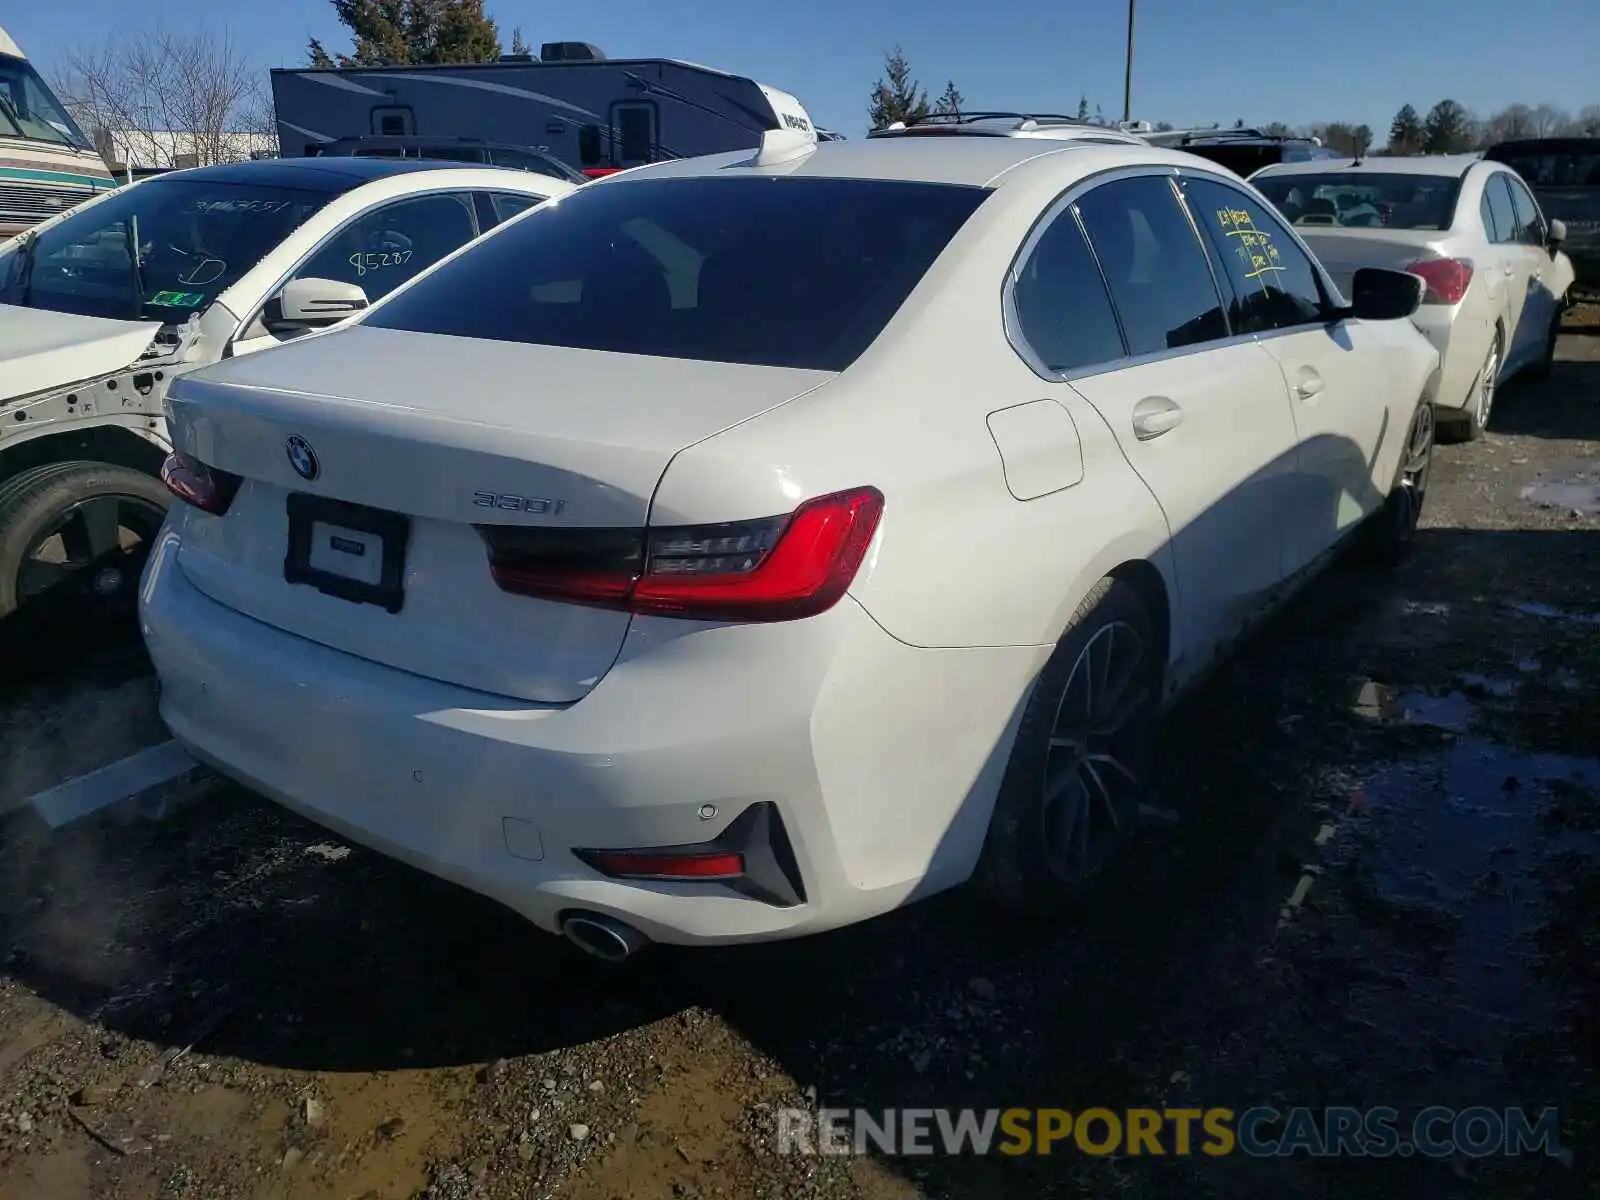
[
  {"left": 362, "top": 175, "right": 989, "bottom": 371},
  {"left": 1485, "top": 149, "right": 1600, "bottom": 187},
  {"left": 1254, "top": 172, "right": 1461, "bottom": 230}
]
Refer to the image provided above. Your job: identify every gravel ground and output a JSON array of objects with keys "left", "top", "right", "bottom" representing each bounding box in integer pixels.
[{"left": 2, "top": 316, "right": 1598, "bottom": 1200}]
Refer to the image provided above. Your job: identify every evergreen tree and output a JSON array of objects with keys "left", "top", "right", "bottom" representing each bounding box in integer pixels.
[
  {"left": 1388, "top": 103, "right": 1424, "bottom": 153},
  {"left": 308, "top": 0, "right": 501, "bottom": 67},
  {"left": 868, "top": 46, "right": 929, "bottom": 128},
  {"left": 1423, "top": 99, "right": 1470, "bottom": 154},
  {"left": 934, "top": 80, "right": 964, "bottom": 116}
]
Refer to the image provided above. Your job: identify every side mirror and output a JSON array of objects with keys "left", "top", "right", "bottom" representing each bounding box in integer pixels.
[
  {"left": 266, "top": 276, "right": 369, "bottom": 332},
  {"left": 1547, "top": 218, "right": 1567, "bottom": 251},
  {"left": 1340, "top": 267, "right": 1424, "bottom": 322}
]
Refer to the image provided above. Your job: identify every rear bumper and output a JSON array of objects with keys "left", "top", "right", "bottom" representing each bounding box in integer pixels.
[
  {"left": 139, "top": 529, "right": 1043, "bottom": 945},
  {"left": 1409, "top": 307, "right": 1487, "bottom": 413}
]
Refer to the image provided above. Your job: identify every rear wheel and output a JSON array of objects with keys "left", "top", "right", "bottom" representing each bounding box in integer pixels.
[
  {"left": 972, "top": 577, "right": 1162, "bottom": 915},
  {"left": 0, "top": 462, "right": 170, "bottom": 625},
  {"left": 1361, "top": 397, "right": 1434, "bottom": 563},
  {"left": 1447, "top": 332, "right": 1501, "bottom": 443}
]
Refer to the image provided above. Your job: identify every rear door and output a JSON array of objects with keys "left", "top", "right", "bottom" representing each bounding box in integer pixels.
[
  {"left": 1063, "top": 172, "right": 1300, "bottom": 661},
  {"left": 1181, "top": 174, "right": 1393, "bottom": 573},
  {"left": 1502, "top": 171, "right": 1558, "bottom": 367}
]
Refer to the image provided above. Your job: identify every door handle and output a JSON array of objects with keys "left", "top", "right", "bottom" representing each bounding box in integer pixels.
[
  {"left": 1131, "top": 395, "right": 1184, "bottom": 440},
  {"left": 1503, "top": 264, "right": 1515, "bottom": 276},
  {"left": 1293, "top": 373, "right": 1325, "bottom": 400}
]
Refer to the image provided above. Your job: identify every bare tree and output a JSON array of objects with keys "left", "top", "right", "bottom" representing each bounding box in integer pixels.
[{"left": 49, "top": 25, "right": 272, "bottom": 171}]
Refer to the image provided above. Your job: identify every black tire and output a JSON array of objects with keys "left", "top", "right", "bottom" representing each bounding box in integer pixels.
[
  {"left": 0, "top": 461, "right": 170, "bottom": 623},
  {"left": 972, "top": 577, "right": 1162, "bottom": 915},
  {"left": 1360, "top": 398, "right": 1435, "bottom": 564},
  {"left": 1526, "top": 305, "right": 1563, "bottom": 383}
]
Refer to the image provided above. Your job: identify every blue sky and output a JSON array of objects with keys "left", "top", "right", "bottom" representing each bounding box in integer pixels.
[{"left": 8, "top": 0, "right": 1600, "bottom": 139}]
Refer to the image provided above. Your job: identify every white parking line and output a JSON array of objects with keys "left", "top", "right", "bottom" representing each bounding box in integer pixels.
[{"left": 24, "top": 739, "right": 199, "bottom": 830}]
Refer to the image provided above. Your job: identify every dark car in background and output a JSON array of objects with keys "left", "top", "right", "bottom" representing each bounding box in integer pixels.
[
  {"left": 308, "top": 135, "right": 587, "bottom": 185},
  {"left": 1144, "top": 127, "right": 1340, "bottom": 176},
  {"left": 1483, "top": 137, "right": 1600, "bottom": 296}
]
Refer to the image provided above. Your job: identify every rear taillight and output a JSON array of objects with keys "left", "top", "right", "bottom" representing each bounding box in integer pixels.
[
  {"left": 581, "top": 167, "right": 624, "bottom": 179},
  {"left": 479, "top": 486, "right": 884, "bottom": 622},
  {"left": 1403, "top": 257, "right": 1473, "bottom": 305},
  {"left": 160, "top": 451, "right": 242, "bottom": 516}
]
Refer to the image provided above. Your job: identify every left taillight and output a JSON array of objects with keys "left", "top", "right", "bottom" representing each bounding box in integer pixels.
[
  {"left": 160, "top": 451, "right": 242, "bottom": 516},
  {"left": 479, "top": 486, "right": 884, "bottom": 623}
]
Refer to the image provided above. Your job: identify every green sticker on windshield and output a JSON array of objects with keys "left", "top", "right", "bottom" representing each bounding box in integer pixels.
[{"left": 149, "top": 290, "right": 206, "bottom": 308}]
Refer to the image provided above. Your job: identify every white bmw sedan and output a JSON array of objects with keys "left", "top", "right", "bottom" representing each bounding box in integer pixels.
[{"left": 140, "top": 130, "right": 1441, "bottom": 958}]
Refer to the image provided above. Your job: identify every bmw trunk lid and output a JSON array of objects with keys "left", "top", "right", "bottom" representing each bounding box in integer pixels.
[{"left": 161, "top": 324, "right": 834, "bottom": 703}]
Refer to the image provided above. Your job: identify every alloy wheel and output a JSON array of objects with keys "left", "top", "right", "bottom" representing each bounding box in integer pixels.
[
  {"left": 1476, "top": 341, "right": 1500, "bottom": 431},
  {"left": 1040, "top": 619, "right": 1150, "bottom": 884},
  {"left": 16, "top": 493, "right": 167, "bottom": 609}
]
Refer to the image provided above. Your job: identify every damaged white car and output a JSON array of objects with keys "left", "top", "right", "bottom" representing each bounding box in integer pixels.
[{"left": 0, "top": 156, "right": 571, "bottom": 627}]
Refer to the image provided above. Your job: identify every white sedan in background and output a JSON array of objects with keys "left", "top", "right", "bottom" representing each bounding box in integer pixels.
[
  {"left": 1253, "top": 155, "right": 1576, "bottom": 441},
  {"left": 140, "top": 129, "right": 1440, "bottom": 959},
  {"left": 0, "top": 157, "right": 572, "bottom": 626}
]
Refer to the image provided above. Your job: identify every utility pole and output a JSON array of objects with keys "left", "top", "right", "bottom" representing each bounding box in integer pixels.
[{"left": 1122, "top": 0, "right": 1136, "bottom": 124}]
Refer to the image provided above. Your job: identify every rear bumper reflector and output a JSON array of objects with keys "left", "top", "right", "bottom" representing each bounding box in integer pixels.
[{"left": 573, "top": 802, "right": 806, "bottom": 907}]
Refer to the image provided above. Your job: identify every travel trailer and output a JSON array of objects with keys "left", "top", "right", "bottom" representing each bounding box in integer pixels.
[
  {"left": 0, "top": 25, "right": 117, "bottom": 238},
  {"left": 270, "top": 41, "right": 816, "bottom": 179}
]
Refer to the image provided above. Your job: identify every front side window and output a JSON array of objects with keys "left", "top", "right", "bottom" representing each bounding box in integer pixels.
[
  {"left": 1011, "top": 207, "right": 1125, "bottom": 374},
  {"left": 1254, "top": 172, "right": 1460, "bottom": 231},
  {"left": 1184, "top": 177, "right": 1327, "bottom": 332},
  {"left": 1504, "top": 175, "right": 1546, "bottom": 245},
  {"left": 1484, "top": 173, "right": 1519, "bottom": 244},
  {"left": 1073, "top": 175, "right": 1229, "bottom": 356},
  {"left": 292, "top": 191, "right": 479, "bottom": 302},
  {"left": 362, "top": 176, "right": 989, "bottom": 371},
  {"left": 0, "top": 178, "right": 328, "bottom": 321},
  {"left": 0, "top": 53, "right": 91, "bottom": 148}
]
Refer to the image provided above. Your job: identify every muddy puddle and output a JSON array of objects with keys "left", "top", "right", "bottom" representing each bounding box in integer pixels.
[{"left": 1519, "top": 461, "right": 1600, "bottom": 518}]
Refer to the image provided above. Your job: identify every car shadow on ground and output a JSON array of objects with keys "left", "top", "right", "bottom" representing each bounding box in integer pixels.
[{"left": 1493, "top": 354, "right": 1600, "bottom": 441}]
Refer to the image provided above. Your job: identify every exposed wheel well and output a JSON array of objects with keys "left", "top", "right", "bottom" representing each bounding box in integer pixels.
[
  {"left": 1109, "top": 559, "right": 1171, "bottom": 671},
  {"left": 0, "top": 426, "right": 166, "bottom": 488}
]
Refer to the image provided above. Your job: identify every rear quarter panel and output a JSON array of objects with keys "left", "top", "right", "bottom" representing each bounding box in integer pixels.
[{"left": 650, "top": 175, "right": 1177, "bottom": 655}]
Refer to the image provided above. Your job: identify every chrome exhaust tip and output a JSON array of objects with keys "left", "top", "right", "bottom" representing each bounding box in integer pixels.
[{"left": 560, "top": 911, "right": 649, "bottom": 962}]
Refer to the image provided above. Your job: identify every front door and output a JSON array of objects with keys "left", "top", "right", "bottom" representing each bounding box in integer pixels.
[
  {"left": 1181, "top": 175, "right": 1394, "bottom": 576},
  {"left": 609, "top": 102, "right": 658, "bottom": 168}
]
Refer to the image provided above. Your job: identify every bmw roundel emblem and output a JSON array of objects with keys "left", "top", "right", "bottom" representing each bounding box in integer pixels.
[{"left": 285, "top": 435, "right": 320, "bottom": 481}]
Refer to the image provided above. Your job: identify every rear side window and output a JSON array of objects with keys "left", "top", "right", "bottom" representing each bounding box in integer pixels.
[
  {"left": 363, "top": 176, "right": 989, "bottom": 371},
  {"left": 1073, "top": 175, "right": 1229, "bottom": 356},
  {"left": 1011, "top": 207, "right": 1125, "bottom": 373},
  {"left": 1505, "top": 175, "right": 1546, "bottom": 245},
  {"left": 1484, "top": 174, "right": 1518, "bottom": 244},
  {"left": 419, "top": 145, "right": 488, "bottom": 163}
]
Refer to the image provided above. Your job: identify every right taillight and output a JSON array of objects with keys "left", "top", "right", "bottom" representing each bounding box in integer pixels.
[
  {"left": 1403, "top": 257, "right": 1473, "bottom": 305},
  {"left": 479, "top": 486, "right": 884, "bottom": 623},
  {"left": 160, "top": 451, "right": 242, "bottom": 516},
  {"left": 581, "top": 167, "right": 624, "bottom": 179}
]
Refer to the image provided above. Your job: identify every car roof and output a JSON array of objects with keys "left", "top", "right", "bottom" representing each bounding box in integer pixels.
[
  {"left": 598, "top": 136, "right": 1204, "bottom": 190},
  {"left": 146, "top": 156, "right": 476, "bottom": 193},
  {"left": 1256, "top": 154, "right": 1483, "bottom": 180}
]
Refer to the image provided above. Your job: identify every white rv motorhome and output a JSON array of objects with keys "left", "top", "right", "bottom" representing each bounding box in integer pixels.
[
  {"left": 1, "top": 25, "right": 117, "bottom": 239},
  {"left": 270, "top": 41, "right": 817, "bottom": 179}
]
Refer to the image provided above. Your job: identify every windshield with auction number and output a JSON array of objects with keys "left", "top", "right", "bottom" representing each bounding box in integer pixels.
[{"left": 0, "top": 178, "right": 329, "bottom": 322}]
